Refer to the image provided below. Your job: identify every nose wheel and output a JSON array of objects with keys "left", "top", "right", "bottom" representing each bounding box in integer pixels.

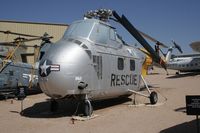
[
  {"left": 83, "top": 99, "right": 93, "bottom": 117},
  {"left": 77, "top": 95, "right": 93, "bottom": 117}
]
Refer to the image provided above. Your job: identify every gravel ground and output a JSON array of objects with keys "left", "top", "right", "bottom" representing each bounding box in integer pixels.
[{"left": 0, "top": 68, "right": 199, "bottom": 133}]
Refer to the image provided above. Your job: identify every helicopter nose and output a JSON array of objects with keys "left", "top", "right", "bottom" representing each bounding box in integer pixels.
[{"left": 38, "top": 40, "right": 91, "bottom": 98}]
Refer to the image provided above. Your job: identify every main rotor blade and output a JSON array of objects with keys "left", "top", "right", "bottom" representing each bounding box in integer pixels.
[
  {"left": 0, "top": 30, "right": 41, "bottom": 38},
  {"left": 0, "top": 42, "right": 41, "bottom": 48},
  {"left": 0, "top": 33, "right": 53, "bottom": 47},
  {"left": 0, "top": 36, "right": 47, "bottom": 48},
  {"left": 112, "top": 11, "right": 166, "bottom": 69},
  {"left": 138, "top": 30, "right": 168, "bottom": 48},
  {"left": 0, "top": 42, "right": 16, "bottom": 47}
]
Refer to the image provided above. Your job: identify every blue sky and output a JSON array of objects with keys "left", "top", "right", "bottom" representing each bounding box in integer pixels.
[{"left": 0, "top": 0, "right": 200, "bottom": 54}]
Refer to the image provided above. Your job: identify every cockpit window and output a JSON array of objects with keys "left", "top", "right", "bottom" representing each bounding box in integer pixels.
[
  {"left": 116, "top": 34, "right": 123, "bottom": 43},
  {"left": 63, "top": 21, "right": 94, "bottom": 39},
  {"left": 89, "top": 23, "right": 109, "bottom": 44},
  {"left": 109, "top": 29, "right": 123, "bottom": 43},
  {"left": 109, "top": 29, "right": 116, "bottom": 40}
]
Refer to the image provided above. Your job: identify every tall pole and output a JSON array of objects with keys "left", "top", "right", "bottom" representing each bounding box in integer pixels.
[{"left": 197, "top": 115, "right": 199, "bottom": 133}]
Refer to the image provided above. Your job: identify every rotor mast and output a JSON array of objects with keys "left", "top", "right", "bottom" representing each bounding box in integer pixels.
[{"left": 84, "top": 9, "right": 113, "bottom": 22}]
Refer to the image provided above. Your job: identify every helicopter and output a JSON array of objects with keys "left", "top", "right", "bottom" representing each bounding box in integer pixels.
[
  {"left": 0, "top": 31, "right": 52, "bottom": 99},
  {"left": 38, "top": 9, "right": 167, "bottom": 116}
]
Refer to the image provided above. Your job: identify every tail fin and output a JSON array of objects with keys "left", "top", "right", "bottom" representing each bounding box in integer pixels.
[{"left": 165, "top": 47, "right": 173, "bottom": 63}]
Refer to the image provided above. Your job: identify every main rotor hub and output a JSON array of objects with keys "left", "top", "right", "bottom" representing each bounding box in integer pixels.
[{"left": 84, "top": 9, "right": 113, "bottom": 22}]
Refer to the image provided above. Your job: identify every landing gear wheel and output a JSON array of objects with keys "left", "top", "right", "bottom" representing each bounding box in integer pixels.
[
  {"left": 0, "top": 95, "right": 5, "bottom": 100},
  {"left": 150, "top": 91, "right": 158, "bottom": 105},
  {"left": 83, "top": 100, "right": 93, "bottom": 117},
  {"left": 176, "top": 72, "right": 179, "bottom": 75},
  {"left": 50, "top": 99, "right": 58, "bottom": 112}
]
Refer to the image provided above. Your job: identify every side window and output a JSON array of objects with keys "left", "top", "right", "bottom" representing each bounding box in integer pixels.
[
  {"left": 109, "top": 29, "right": 116, "bottom": 41},
  {"left": 130, "top": 60, "right": 135, "bottom": 71},
  {"left": 118, "top": 58, "right": 124, "bottom": 70}
]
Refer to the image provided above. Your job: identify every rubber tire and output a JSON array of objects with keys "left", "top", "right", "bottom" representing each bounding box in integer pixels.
[
  {"left": 176, "top": 72, "right": 179, "bottom": 75},
  {"left": 0, "top": 95, "right": 5, "bottom": 100},
  {"left": 150, "top": 91, "right": 158, "bottom": 105},
  {"left": 50, "top": 100, "right": 58, "bottom": 112},
  {"left": 83, "top": 100, "right": 93, "bottom": 117}
]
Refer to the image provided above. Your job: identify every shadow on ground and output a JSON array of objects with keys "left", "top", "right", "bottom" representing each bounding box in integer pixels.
[
  {"left": 140, "top": 84, "right": 160, "bottom": 91},
  {"left": 21, "top": 97, "right": 131, "bottom": 118},
  {"left": 167, "top": 72, "right": 200, "bottom": 79},
  {"left": 160, "top": 119, "right": 198, "bottom": 133},
  {"left": 174, "top": 107, "right": 186, "bottom": 113}
]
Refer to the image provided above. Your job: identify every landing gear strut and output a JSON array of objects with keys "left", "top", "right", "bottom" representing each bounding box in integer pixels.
[
  {"left": 83, "top": 99, "right": 93, "bottom": 116},
  {"left": 128, "top": 75, "right": 158, "bottom": 105},
  {"left": 77, "top": 95, "right": 93, "bottom": 117}
]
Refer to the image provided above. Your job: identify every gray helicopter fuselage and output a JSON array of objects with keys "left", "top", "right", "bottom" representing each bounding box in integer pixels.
[{"left": 39, "top": 18, "right": 144, "bottom": 101}]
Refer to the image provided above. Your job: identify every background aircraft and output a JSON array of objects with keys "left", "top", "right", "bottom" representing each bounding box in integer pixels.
[
  {"left": 167, "top": 41, "right": 200, "bottom": 74},
  {"left": 158, "top": 41, "right": 200, "bottom": 75},
  {"left": 0, "top": 31, "right": 52, "bottom": 99}
]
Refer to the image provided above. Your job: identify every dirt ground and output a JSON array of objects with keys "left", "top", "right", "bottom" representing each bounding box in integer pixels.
[{"left": 0, "top": 68, "right": 199, "bottom": 133}]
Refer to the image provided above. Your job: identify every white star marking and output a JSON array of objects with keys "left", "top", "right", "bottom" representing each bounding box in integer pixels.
[{"left": 40, "top": 60, "right": 50, "bottom": 75}]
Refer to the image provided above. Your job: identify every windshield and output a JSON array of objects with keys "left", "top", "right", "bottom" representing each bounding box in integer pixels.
[
  {"left": 89, "top": 23, "right": 109, "bottom": 44},
  {"left": 63, "top": 20, "right": 94, "bottom": 39}
]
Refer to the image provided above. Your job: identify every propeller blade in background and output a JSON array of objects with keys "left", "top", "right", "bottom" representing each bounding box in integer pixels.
[{"left": 138, "top": 30, "right": 168, "bottom": 48}]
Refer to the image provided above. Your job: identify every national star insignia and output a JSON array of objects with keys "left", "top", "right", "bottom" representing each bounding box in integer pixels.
[{"left": 40, "top": 60, "right": 51, "bottom": 76}]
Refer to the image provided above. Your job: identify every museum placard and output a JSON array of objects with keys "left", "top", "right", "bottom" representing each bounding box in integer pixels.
[{"left": 186, "top": 95, "right": 200, "bottom": 115}]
